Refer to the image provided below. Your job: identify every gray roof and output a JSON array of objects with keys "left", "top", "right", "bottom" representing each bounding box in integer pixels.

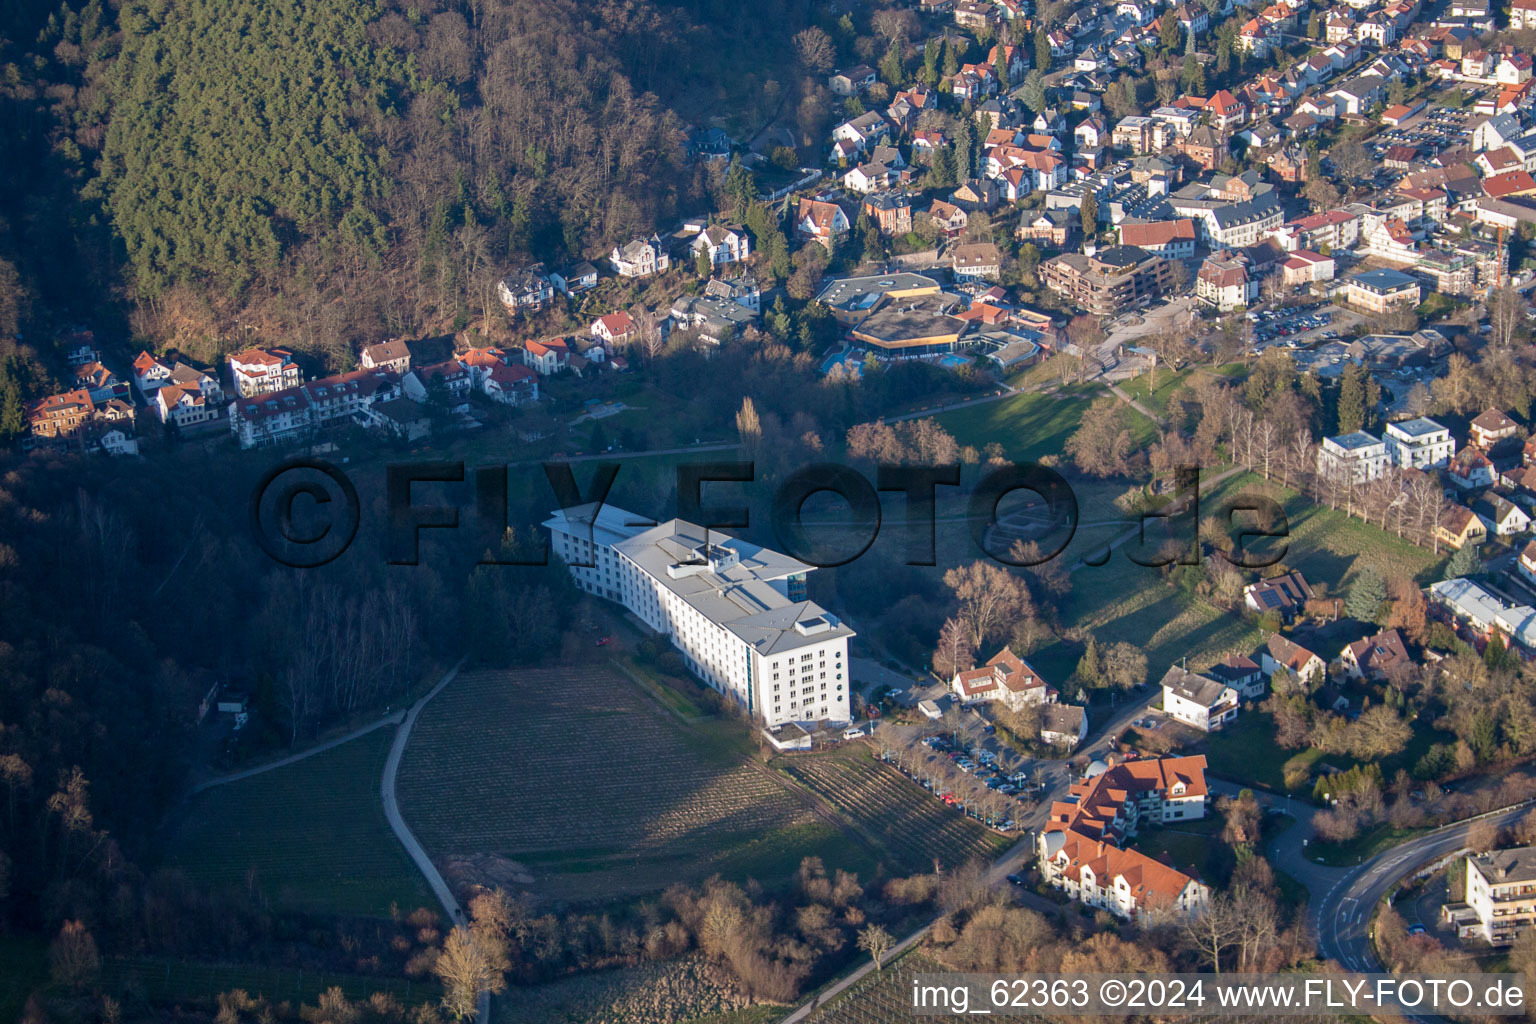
[
  {"left": 1327, "top": 431, "right": 1383, "bottom": 451},
  {"left": 547, "top": 506, "right": 854, "bottom": 656},
  {"left": 1387, "top": 417, "right": 1447, "bottom": 439},
  {"left": 1471, "top": 847, "right": 1536, "bottom": 886},
  {"left": 816, "top": 272, "right": 940, "bottom": 312},
  {"left": 1160, "top": 665, "right": 1232, "bottom": 707}
]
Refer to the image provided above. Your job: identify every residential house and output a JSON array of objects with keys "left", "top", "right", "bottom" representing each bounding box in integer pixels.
[
  {"left": 1471, "top": 409, "right": 1519, "bottom": 450},
  {"left": 1196, "top": 250, "right": 1259, "bottom": 311},
  {"left": 862, "top": 191, "right": 914, "bottom": 236},
  {"left": 1041, "top": 705, "right": 1089, "bottom": 749},
  {"left": 1037, "top": 756, "right": 1211, "bottom": 920},
  {"left": 1207, "top": 655, "right": 1266, "bottom": 701},
  {"left": 360, "top": 340, "right": 412, "bottom": 375},
  {"left": 550, "top": 262, "right": 599, "bottom": 296},
  {"left": 228, "top": 347, "right": 300, "bottom": 398},
  {"left": 1160, "top": 665, "right": 1241, "bottom": 732},
  {"left": 610, "top": 234, "right": 671, "bottom": 277},
  {"left": 1340, "top": 629, "right": 1411, "bottom": 680},
  {"left": 480, "top": 362, "right": 540, "bottom": 406},
  {"left": 154, "top": 384, "right": 219, "bottom": 429},
  {"left": 796, "top": 198, "right": 851, "bottom": 249},
  {"left": 1261, "top": 634, "right": 1327, "bottom": 685},
  {"left": 1448, "top": 448, "right": 1497, "bottom": 490},
  {"left": 592, "top": 310, "right": 637, "bottom": 347},
  {"left": 928, "top": 200, "right": 969, "bottom": 237},
  {"left": 1438, "top": 504, "right": 1488, "bottom": 549},
  {"left": 522, "top": 338, "right": 572, "bottom": 376},
  {"left": 1474, "top": 494, "right": 1531, "bottom": 536},
  {"left": 1039, "top": 244, "right": 1175, "bottom": 315},
  {"left": 828, "top": 65, "right": 877, "bottom": 96},
  {"left": 691, "top": 225, "right": 750, "bottom": 269},
  {"left": 497, "top": 265, "right": 555, "bottom": 312},
  {"left": 1243, "top": 570, "right": 1315, "bottom": 622},
  {"left": 951, "top": 647, "right": 1053, "bottom": 711},
  {"left": 1384, "top": 417, "right": 1456, "bottom": 469},
  {"left": 951, "top": 242, "right": 1003, "bottom": 281}
]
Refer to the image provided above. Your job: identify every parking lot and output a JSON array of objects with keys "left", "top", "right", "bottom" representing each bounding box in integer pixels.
[{"left": 1249, "top": 303, "right": 1362, "bottom": 351}]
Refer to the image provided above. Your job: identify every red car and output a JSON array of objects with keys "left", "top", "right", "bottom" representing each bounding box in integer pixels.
[{"left": 595, "top": 637, "right": 612, "bottom": 647}]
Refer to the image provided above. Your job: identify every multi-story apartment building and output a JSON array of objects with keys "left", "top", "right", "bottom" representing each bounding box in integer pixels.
[
  {"left": 228, "top": 369, "right": 400, "bottom": 449},
  {"left": 228, "top": 347, "right": 301, "bottom": 398},
  {"left": 1342, "top": 268, "right": 1421, "bottom": 313},
  {"left": 1038, "top": 755, "right": 1212, "bottom": 920},
  {"left": 1039, "top": 244, "right": 1174, "bottom": 315},
  {"left": 1446, "top": 847, "right": 1536, "bottom": 945},
  {"left": 1317, "top": 432, "right": 1389, "bottom": 483},
  {"left": 1384, "top": 417, "right": 1456, "bottom": 469},
  {"left": 545, "top": 504, "right": 854, "bottom": 727}
]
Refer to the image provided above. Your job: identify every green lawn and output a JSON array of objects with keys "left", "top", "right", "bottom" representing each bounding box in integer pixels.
[
  {"left": 1206, "top": 713, "right": 1323, "bottom": 791},
  {"left": 1126, "top": 816, "right": 1222, "bottom": 880},
  {"left": 1117, "top": 363, "right": 1248, "bottom": 416},
  {"left": 1199, "top": 472, "right": 1444, "bottom": 586},
  {"left": 164, "top": 729, "right": 433, "bottom": 917},
  {"left": 935, "top": 385, "right": 1104, "bottom": 462}
]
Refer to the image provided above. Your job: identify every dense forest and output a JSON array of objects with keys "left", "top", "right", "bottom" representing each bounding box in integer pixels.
[{"left": 0, "top": 0, "right": 809, "bottom": 379}]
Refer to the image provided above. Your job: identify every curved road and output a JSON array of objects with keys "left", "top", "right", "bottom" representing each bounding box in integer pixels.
[
  {"left": 1313, "top": 801, "right": 1536, "bottom": 973},
  {"left": 380, "top": 657, "right": 486, "bottom": 1019}
]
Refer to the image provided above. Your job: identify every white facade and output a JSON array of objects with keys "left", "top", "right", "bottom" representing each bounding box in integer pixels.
[
  {"left": 1384, "top": 417, "right": 1456, "bottom": 469},
  {"left": 546, "top": 505, "right": 854, "bottom": 727},
  {"left": 1317, "top": 432, "right": 1389, "bottom": 483}
]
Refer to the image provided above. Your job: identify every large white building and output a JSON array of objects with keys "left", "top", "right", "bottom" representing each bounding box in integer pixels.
[
  {"left": 1446, "top": 847, "right": 1536, "bottom": 945},
  {"left": 1384, "top": 417, "right": 1456, "bottom": 469},
  {"left": 545, "top": 504, "right": 854, "bottom": 727},
  {"left": 1317, "top": 431, "right": 1389, "bottom": 483}
]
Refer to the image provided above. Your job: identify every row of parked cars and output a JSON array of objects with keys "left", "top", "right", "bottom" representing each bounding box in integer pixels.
[{"left": 1250, "top": 305, "right": 1334, "bottom": 346}]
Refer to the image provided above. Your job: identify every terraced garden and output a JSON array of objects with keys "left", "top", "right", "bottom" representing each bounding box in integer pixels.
[
  {"left": 778, "top": 751, "right": 1011, "bottom": 875},
  {"left": 395, "top": 667, "right": 878, "bottom": 903}
]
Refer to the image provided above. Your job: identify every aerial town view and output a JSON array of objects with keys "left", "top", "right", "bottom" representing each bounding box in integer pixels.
[{"left": 6, "top": 0, "right": 1536, "bottom": 1020}]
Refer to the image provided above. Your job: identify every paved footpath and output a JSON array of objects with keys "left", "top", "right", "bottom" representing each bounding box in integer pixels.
[{"left": 379, "top": 658, "right": 488, "bottom": 1019}]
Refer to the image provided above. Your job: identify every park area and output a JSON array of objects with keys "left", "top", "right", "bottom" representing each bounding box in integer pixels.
[
  {"left": 163, "top": 728, "right": 433, "bottom": 918},
  {"left": 395, "top": 666, "right": 884, "bottom": 904}
]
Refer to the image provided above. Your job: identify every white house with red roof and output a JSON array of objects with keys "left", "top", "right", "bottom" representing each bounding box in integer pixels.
[
  {"left": 592, "top": 311, "right": 637, "bottom": 347},
  {"left": 1037, "top": 755, "right": 1211, "bottom": 919},
  {"left": 521, "top": 338, "right": 572, "bottom": 376},
  {"left": 951, "top": 647, "right": 1053, "bottom": 711},
  {"left": 481, "top": 362, "right": 539, "bottom": 406},
  {"left": 228, "top": 347, "right": 300, "bottom": 398}
]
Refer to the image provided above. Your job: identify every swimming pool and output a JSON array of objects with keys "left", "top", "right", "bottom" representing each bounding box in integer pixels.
[{"left": 938, "top": 354, "right": 972, "bottom": 370}]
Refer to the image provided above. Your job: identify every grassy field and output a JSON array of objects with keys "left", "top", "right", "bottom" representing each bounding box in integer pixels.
[
  {"left": 164, "top": 729, "right": 433, "bottom": 918},
  {"left": 396, "top": 666, "right": 882, "bottom": 904},
  {"left": 1206, "top": 712, "right": 1324, "bottom": 791},
  {"left": 1200, "top": 472, "right": 1444, "bottom": 586},
  {"left": 776, "top": 749, "right": 1012, "bottom": 875},
  {"left": 934, "top": 384, "right": 1122, "bottom": 462},
  {"left": 1117, "top": 363, "right": 1248, "bottom": 416},
  {"left": 101, "top": 957, "right": 439, "bottom": 1009},
  {"left": 1124, "top": 815, "right": 1222, "bottom": 881},
  {"left": 1028, "top": 548, "right": 1267, "bottom": 683}
]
